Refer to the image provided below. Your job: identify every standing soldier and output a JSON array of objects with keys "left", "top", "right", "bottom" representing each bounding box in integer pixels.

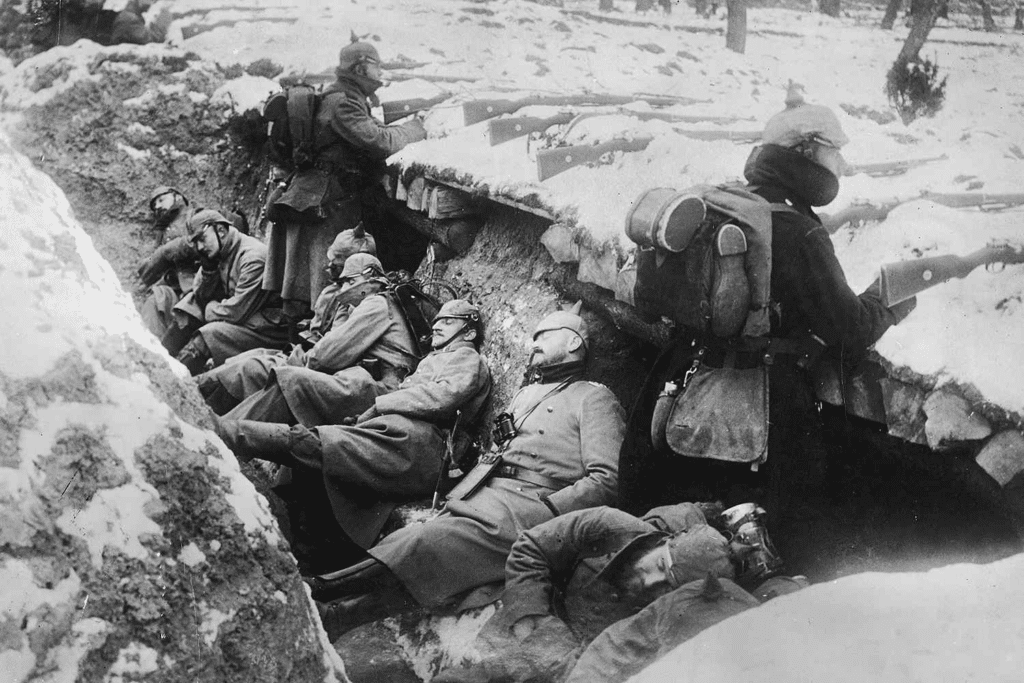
[
  {"left": 306, "top": 303, "right": 625, "bottom": 641},
  {"left": 618, "top": 87, "right": 917, "bottom": 576},
  {"left": 263, "top": 38, "right": 426, "bottom": 338},
  {"left": 163, "top": 209, "right": 289, "bottom": 374}
]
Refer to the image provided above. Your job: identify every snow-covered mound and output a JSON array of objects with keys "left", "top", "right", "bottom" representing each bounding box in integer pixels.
[
  {"left": 630, "top": 551, "right": 1024, "bottom": 683},
  {"left": 0, "top": 133, "right": 346, "bottom": 682}
]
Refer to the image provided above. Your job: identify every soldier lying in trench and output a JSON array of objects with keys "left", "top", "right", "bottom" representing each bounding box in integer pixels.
[
  {"left": 303, "top": 304, "right": 626, "bottom": 641},
  {"left": 195, "top": 228, "right": 378, "bottom": 415},
  {"left": 435, "top": 503, "right": 806, "bottom": 683},
  {"left": 216, "top": 300, "right": 492, "bottom": 559}
]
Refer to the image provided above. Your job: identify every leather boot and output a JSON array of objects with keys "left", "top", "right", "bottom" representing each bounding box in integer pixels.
[
  {"left": 176, "top": 335, "right": 212, "bottom": 376},
  {"left": 197, "top": 372, "right": 241, "bottom": 415},
  {"left": 215, "top": 418, "right": 295, "bottom": 464},
  {"left": 317, "top": 582, "right": 418, "bottom": 642},
  {"left": 304, "top": 558, "right": 395, "bottom": 602}
]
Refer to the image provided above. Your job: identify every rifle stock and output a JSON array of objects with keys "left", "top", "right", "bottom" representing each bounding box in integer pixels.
[
  {"left": 488, "top": 113, "right": 575, "bottom": 145},
  {"left": 382, "top": 93, "right": 449, "bottom": 123},
  {"left": 536, "top": 136, "right": 653, "bottom": 181},
  {"left": 879, "top": 244, "right": 1024, "bottom": 307},
  {"left": 463, "top": 93, "right": 706, "bottom": 125}
]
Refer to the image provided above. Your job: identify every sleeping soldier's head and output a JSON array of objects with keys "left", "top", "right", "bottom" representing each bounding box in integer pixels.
[
  {"left": 529, "top": 301, "right": 588, "bottom": 369},
  {"left": 598, "top": 524, "right": 734, "bottom": 603},
  {"left": 149, "top": 185, "right": 189, "bottom": 228},
  {"left": 431, "top": 299, "right": 484, "bottom": 351}
]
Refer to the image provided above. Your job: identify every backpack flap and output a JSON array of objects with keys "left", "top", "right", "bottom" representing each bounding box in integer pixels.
[{"left": 663, "top": 364, "right": 769, "bottom": 465}]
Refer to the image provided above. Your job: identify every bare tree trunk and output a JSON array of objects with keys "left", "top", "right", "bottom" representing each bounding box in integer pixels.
[
  {"left": 635, "top": 0, "right": 655, "bottom": 11},
  {"left": 726, "top": 0, "right": 747, "bottom": 53},
  {"left": 1015, "top": 6, "right": 1024, "bottom": 30},
  {"left": 894, "top": 0, "right": 942, "bottom": 68},
  {"left": 820, "top": 0, "right": 841, "bottom": 18},
  {"left": 881, "top": 0, "right": 902, "bottom": 29},
  {"left": 977, "top": 0, "right": 997, "bottom": 31},
  {"left": 599, "top": 0, "right": 614, "bottom": 10},
  {"left": 694, "top": 0, "right": 708, "bottom": 14}
]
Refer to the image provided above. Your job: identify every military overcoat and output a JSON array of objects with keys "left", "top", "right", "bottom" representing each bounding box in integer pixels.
[
  {"left": 263, "top": 74, "right": 425, "bottom": 303},
  {"left": 369, "top": 379, "right": 625, "bottom": 610},
  {"left": 300, "top": 340, "right": 491, "bottom": 548}
]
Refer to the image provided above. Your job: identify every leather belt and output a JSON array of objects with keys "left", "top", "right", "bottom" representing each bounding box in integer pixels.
[{"left": 493, "top": 464, "right": 571, "bottom": 491}]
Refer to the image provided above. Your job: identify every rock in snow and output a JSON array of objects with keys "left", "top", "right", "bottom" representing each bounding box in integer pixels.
[{"left": 0, "top": 132, "right": 347, "bottom": 682}]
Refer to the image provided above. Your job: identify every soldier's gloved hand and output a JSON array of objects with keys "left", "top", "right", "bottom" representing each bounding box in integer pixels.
[
  {"left": 887, "top": 295, "right": 917, "bottom": 324},
  {"left": 355, "top": 405, "right": 378, "bottom": 425}
]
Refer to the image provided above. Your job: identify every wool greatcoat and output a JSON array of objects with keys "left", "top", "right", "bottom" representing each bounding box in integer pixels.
[
  {"left": 264, "top": 73, "right": 425, "bottom": 304},
  {"left": 369, "top": 378, "right": 625, "bottom": 611},
  {"left": 223, "top": 291, "right": 418, "bottom": 427},
  {"left": 435, "top": 505, "right": 750, "bottom": 683},
  {"left": 196, "top": 281, "right": 354, "bottom": 413},
  {"left": 298, "top": 340, "right": 491, "bottom": 548},
  {"left": 162, "top": 228, "right": 288, "bottom": 364}
]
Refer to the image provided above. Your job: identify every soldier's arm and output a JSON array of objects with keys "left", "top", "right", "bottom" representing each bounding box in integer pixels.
[
  {"left": 371, "top": 348, "right": 490, "bottom": 421},
  {"left": 204, "top": 255, "right": 267, "bottom": 324},
  {"left": 137, "top": 237, "right": 198, "bottom": 286},
  {"left": 189, "top": 266, "right": 222, "bottom": 313},
  {"left": 502, "top": 507, "right": 653, "bottom": 625},
  {"left": 305, "top": 295, "right": 388, "bottom": 372},
  {"left": 795, "top": 223, "right": 905, "bottom": 360},
  {"left": 545, "top": 386, "right": 625, "bottom": 515},
  {"left": 330, "top": 95, "right": 427, "bottom": 158}
]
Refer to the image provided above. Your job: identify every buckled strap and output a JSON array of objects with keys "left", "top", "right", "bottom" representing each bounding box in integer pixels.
[
  {"left": 703, "top": 335, "right": 826, "bottom": 369},
  {"left": 493, "top": 464, "right": 572, "bottom": 491}
]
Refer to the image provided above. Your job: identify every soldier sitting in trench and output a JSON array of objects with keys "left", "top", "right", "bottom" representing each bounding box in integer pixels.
[
  {"left": 195, "top": 227, "right": 377, "bottom": 415},
  {"left": 158, "top": 209, "right": 289, "bottom": 374},
  {"left": 212, "top": 252, "right": 419, "bottom": 428},
  {"left": 301, "top": 303, "right": 625, "bottom": 641},
  {"left": 216, "top": 299, "right": 491, "bottom": 568}
]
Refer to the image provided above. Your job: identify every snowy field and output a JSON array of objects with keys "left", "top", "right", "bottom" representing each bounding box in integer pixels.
[{"left": 147, "top": 0, "right": 1024, "bottom": 417}]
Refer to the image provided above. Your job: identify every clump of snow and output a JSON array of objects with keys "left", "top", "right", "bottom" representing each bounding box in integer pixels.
[
  {"left": 212, "top": 74, "right": 278, "bottom": 113},
  {"left": 104, "top": 642, "right": 161, "bottom": 683},
  {"left": 631, "top": 552, "right": 1024, "bottom": 683}
]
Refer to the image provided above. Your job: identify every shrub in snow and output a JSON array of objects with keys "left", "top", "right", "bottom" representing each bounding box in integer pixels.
[{"left": 885, "top": 56, "right": 947, "bottom": 124}]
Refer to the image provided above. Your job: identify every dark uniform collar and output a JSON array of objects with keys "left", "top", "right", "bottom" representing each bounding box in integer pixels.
[{"left": 524, "top": 359, "right": 586, "bottom": 386}]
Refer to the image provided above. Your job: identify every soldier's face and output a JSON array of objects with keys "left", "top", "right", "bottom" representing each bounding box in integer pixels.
[
  {"left": 431, "top": 317, "right": 467, "bottom": 349},
  {"left": 621, "top": 543, "right": 674, "bottom": 598},
  {"left": 529, "top": 328, "right": 577, "bottom": 367},
  {"left": 191, "top": 223, "right": 223, "bottom": 259}
]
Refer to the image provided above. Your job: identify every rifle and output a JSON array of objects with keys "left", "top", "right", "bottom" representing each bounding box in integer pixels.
[
  {"left": 463, "top": 93, "right": 709, "bottom": 126},
  {"left": 382, "top": 93, "right": 451, "bottom": 123},
  {"left": 488, "top": 110, "right": 751, "bottom": 145},
  {"left": 536, "top": 128, "right": 761, "bottom": 180},
  {"left": 537, "top": 136, "right": 653, "bottom": 181},
  {"left": 824, "top": 192, "right": 1024, "bottom": 234},
  {"left": 879, "top": 243, "right": 1024, "bottom": 307},
  {"left": 845, "top": 154, "right": 948, "bottom": 178}
]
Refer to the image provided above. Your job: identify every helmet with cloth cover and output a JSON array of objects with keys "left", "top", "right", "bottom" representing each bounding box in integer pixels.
[{"left": 533, "top": 300, "right": 588, "bottom": 347}]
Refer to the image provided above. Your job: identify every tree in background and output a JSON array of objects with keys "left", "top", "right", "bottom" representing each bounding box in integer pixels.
[
  {"left": 885, "top": 0, "right": 947, "bottom": 123},
  {"left": 726, "top": 0, "right": 747, "bottom": 52},
  {"left": 820, "top": 0, "right": 841, "bottom": 18}
]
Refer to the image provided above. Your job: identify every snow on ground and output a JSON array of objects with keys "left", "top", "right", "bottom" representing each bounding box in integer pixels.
[
  {"left": 631, "top": 550, "right": 1024, "bottom": 683},
  {"left": 141, "top": 0, "right": 1024, "bottom": 419}
]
